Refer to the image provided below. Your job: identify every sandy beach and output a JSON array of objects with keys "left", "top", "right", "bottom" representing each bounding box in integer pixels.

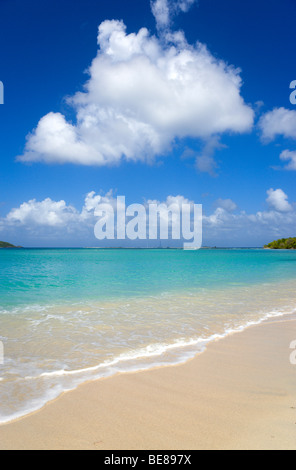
[{"left": 0, "top": 315, "right": 296, "bottom": 450}]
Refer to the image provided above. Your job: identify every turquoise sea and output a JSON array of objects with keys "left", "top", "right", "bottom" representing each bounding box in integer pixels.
[{"left": 1, "top": 248, "right": 296, "bottom": 423}]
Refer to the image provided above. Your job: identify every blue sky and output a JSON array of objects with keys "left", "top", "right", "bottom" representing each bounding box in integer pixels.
[{"left": 0, "top": 0, "right": 296, "bottom": 247}]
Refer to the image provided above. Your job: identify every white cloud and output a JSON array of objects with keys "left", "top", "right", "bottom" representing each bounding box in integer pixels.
[
  {"left": 258, "top": 108, "right": 296, "bottom": 171},
  {"left": 146, "top": 193, "right": 193, "bottom": 211},
  {"left": 266, "top": 188, "right": 292, "bottom": 213},
  {"left": 6, "top": 198, "right": 79, "bottom": 227},
  {"left": 19, "top": 113, "right": 103, "bottom": 165},
  {"left": 195, "top": 154, "right": 217, "bottom": 176},
  {"left": 2, "top": 192, "right": 196, "bottom": 244},
  {"left": 194, "top": 136, "right": 226, "bottom": 176},
  {"left": 164, "top": 194, "right": 193, "bottom": 206},
  {"left": 151, "top": 0, "right": 197, "bottom": 31},
  {"left": 18, "top": 17, "right": 254, "bottom": 166},
  {"left": 81, "top": 190, "right": 117, "bottom": 218},
  {"left": 5, "top": 191, "right": 117, "bottom": 229},
  {"left": 279, "top": 149, "right": 296, "bottom": 171},
  {"left": 151, "top": 0, "right": 170, "bottom": 30},
  {"left": 1, "top": 189, "right": 296, "bottom": 247},
  {"left": 203, "top": 206, "right": 296, "bottom": 245},
  {"left": 215, "top": 198, "right": 237, "bottom": 212},
  {"left": 146, "top": 194, "right": 194, "bottom": 217},
  {"left": 177, "top": 0, "right": 197, "bottom": 13},
  {"left": 259, "top": 107, "right": 296, "bottom": 141},
  {"left": 203, "top": 190, "right": 296, "bottom": 246}
]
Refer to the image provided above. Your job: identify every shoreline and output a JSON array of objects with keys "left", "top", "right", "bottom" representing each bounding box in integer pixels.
[
  {"left": 0, "top": 314, "right": 296, "bottom": 449},
  {"left": 0, "top": 305, "right": 295, "bottom": 427}
]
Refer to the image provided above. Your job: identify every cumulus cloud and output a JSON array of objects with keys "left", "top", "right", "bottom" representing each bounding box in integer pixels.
[
  {"left": 18, "top": 14, "right": 254, "bottom": 167},
  {"left": 203, "top": 189, "right": 296, "bottom": 246},
  {"left": 6, "top": 198, "right": 79, "bottom": 227},
  {"left": 4, "top": 192, "right": 195, "bottom": 232},
  {"left": 5, "top": 191, "right": 118, "bottom": 229},
  {"left": 151, "top": 0, "right": 170, "bottom": 30},
  {"left": 1, "top": 189, "right": 296, "bottom": 247},
  {"left": 215, "top": 198, "right": 237, "bottom": 212},
  {"left": 266, "top": 188, "right": 292, "bottom": 213},
  {"left": 1, "top": 192, "right": 197, "bottom": 245},
  {"left": 279, "top": 149, "right": 296, "bottom": 171},
  {"left": 19, "top": 113, "right": 104, "bottom": 165},
  {"left": 258, "top": 108, "right": 296, "bottom": 172},
  {"left": 151, "top": 0, "right": 197, "bottom": 31},
  {"left": 259, "top": 107, "right": 296, "bottom": 142},
  {"left": 203, "top": 206, "right": 296, "bottom": 245},
  {"left": 81, "top": 190, "right": 118, "bottom": 218}
]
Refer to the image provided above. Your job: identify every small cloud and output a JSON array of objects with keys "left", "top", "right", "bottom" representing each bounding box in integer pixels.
[
  {"left": 254, "top": 100, "right": 264, "bottom": 115},
  {"left": 279, "top": 149, "right": 296, "bottom": 171},
  {"left": 151, "top": 0, "right": 197, "bottom": 31},
  {"left": 258, "top": 107, "right": 296, "bottom": 142},
  {"left": 151, "top": 0, "right": 171, "bottom": 30},
  {"left": 215, "top": 198, "right": 237, "bottom": 212},
  {"left": 180, "top": 147, "right": 196, "bottom": 160},
  {"left": 195, "top": 154, "right": 218, "bottom": 176},
  {"left": 266, "top": 188, "right": 293, "bottom": 213},
  {"left": 195, "top": 136, "right": 226, "bottom": 176}
]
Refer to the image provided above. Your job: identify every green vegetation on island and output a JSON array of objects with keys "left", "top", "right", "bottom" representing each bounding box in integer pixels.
[
  {"left": 264, "top": 238, "right": 296, "bottom": 249},
  {"left": 0, "top": 241, "right": 21, "bottom": 248}
]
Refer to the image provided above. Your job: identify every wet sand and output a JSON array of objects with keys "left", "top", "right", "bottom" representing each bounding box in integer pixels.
[{"left": 0, "top": 315, "right": 296, "bottom": 450}]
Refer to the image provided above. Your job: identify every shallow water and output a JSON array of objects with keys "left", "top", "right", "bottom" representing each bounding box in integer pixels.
[{"left": 1, "top": 248, "right": 296, "bottom": 423}]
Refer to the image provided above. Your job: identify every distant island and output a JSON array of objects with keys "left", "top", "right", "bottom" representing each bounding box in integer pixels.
[
  {"left": 0, "top": 241, "right": 22, "bottom": 249},
  {"left": 264, "top": 238, "right": 296, "bottom": 249}
]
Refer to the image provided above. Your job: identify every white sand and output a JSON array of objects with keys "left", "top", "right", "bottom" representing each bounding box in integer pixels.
[{"left": 0, "top": 316, "right": 296, "bottom": 450}]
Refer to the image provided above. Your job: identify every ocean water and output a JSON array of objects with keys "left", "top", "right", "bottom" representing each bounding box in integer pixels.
[{"left": 1, "top": 248, "right": 296, "bottom": 423}]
